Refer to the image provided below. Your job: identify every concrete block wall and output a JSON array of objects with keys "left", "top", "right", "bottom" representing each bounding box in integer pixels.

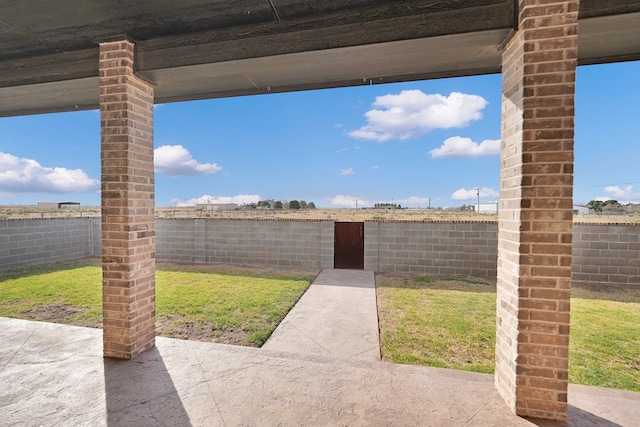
[
  {"left": 320, "top": 221, "right": 335, "bottom": 269},
  {"left": 156, "top": 218, "right": 332, "bottom": 269},
  {"left": 572, "top": 223, "right": 640, "bottom": 287},
  {"left": 91, "top": 219, "right": 102, "bottom": 257},
  {"left": 367, "top": 221, "right": 498, "bottom": 278},
  {"left": 155, "top": 219, "right": 198, "bottom": 263},
  {"left": 0, "top": 218, "right": 97, "bottom": 270},
  {"left": 1, "top": 218, "right": 639, "bottom": 289},
  {"left": 364, "top": 221, "right": 379, "bottom": 271}
]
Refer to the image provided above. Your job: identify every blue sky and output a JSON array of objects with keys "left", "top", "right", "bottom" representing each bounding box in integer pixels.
[{"left": 0, "top": 61, "right": 638, "bottom": 208}]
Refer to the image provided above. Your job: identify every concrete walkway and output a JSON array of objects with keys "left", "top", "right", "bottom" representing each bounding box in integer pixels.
[{"left": 263, "top": 269, "right": 380, "bottom": 361}]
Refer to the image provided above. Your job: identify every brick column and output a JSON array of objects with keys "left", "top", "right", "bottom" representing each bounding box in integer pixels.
[
  {"left": 99, "top": 40, "right": 156, "bottom": 359},
  {"left": 496, "top": 0, "right": 578, "bottom": 421}
]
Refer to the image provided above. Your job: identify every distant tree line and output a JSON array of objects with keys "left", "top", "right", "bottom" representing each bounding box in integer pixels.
[
  {"left": 374, "top": 203, "right": 401, "bottom": 209},
  {"left": 587, "top": 199, "right": 622, "bottom": 214},
  {"left": 256, "top": 199, "right": 316, "bottom": 210}
]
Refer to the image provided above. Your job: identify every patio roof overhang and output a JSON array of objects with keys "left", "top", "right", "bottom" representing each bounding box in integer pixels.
[{"left": 1, "top": 0, "right": 639, "bottom": 117}]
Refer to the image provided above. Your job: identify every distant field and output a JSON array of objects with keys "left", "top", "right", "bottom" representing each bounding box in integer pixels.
[{"left": 1, "top": 205, "right": 639, "bottom": 223}]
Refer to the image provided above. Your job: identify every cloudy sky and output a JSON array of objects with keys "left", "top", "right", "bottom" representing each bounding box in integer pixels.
[{"left": 0, "top": 61, "right": 638, "bottom": 208}]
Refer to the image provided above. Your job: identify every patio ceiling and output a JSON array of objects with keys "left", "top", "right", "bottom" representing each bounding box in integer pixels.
[{"left": 1, "top": 0, "right": 639, "bottom": 117}]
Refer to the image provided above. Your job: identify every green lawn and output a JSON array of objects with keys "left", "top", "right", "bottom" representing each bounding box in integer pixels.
[
  {"left": 569, "top": 287, "right": 640, "bottom": 391},
  {"left": 0, "top": 259, "right": 315, "bottom": 346},
  {"left": 376, "top": 275, "right": 496, "bottom": 374},
  {"left": 376, "top": 274, "right": 640, "bottom": 392}
]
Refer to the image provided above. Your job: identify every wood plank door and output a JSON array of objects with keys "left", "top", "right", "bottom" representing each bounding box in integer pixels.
[{"left": 334, "top": 222, "right": 364, "bottom": 269}]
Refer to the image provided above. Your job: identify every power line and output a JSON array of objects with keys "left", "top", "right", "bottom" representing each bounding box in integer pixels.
[{"left": 582, "top": 181, "right": 640, "bottom": 188}]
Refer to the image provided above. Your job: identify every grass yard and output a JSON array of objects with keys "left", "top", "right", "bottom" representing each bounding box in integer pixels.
[
  {"left": 569, "top": 287, "right": 640, "bottom": 391},
  {"left": 0, "top": 258, "right": 316, "bottom": 346},
  {"left": 376, "top": 273, "right": 640, "bottom": 392},
  {"left": 376, "top": 274, "right": 496, "bottom": 374}
]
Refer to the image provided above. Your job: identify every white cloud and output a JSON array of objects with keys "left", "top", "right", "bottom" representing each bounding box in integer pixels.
[
  {"left": 0, "top": 152, "right": 99, "bottom": 194},
  {"left": 328, "top": 195, "right": 366, "bottom": 208},
  {"left": 348, "top": 90, "right": 488, "bottom": 142},
  {"left": 340, "top": 168, "right": 356, "bottom": 176},
  {"left": 336, "top": 145, "right": 361, "bottom": 154},
  {"left": 604, "top": 186, "right": 628, "bottom": 198},
  {"left": 155, "top": 145, "right": 222, "bottom": 176},
  {"left": 602, "top": 185, "right": 640, "bottom": 203},
  {"left": 371, "top": 165, "right": 380, "bottom": 170},
  {"left": 451, "top": 187, "right": 499, "bottom": 201},
  {"left": 430, "top": 136, "right": 500, "bottom": 158},
  {"left": 171, "top": 194, "right": 261, "bottom": 207}
]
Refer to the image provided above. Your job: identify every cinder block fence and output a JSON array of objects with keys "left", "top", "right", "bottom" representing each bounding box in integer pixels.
[
  {"left": 571, "top": 223, "right": 640, "bottom": 287},
  {"left": 155, "top": 219, "right": 335, "bottom": 269},
  {"left": 0, "top": 217, "right": 638, "bottom": 287},
  {"left": 0, "top": 218, "right": 98, "bottom": 269},
  {"left": 365, "top": 221, "right": 498, "bottom": 278}
]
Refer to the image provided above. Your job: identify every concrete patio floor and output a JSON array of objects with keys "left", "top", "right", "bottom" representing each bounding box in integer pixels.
[
  {"left": 1, "top": 268, "right": 639, "bottom": 426},
  {"left": 1, "top": 318, "right": 638, "bottom": 426}
]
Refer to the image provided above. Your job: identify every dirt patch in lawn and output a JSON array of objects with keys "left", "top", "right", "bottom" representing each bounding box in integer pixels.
[
  {"left": 156, "top": 315, "right": 250, "bottom": 346},
  {"left": 20, "top": 303, "right": 80, "bottom": 321},
  {"left": 16, "top": 306, "right": 261, "bottom": 346},
  {"left": 19, "top": 303, "right": 101, "bottom": 328}
]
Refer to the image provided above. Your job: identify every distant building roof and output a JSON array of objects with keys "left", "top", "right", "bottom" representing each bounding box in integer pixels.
[
  {"left": 37, "top": 202, "right": 80, "bottom": 209},
  {"left": 197, "top": 203, "right": 238, "bottom": 211}
]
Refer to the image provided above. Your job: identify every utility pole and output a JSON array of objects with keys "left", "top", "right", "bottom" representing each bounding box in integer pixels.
[{"left": 476, "top": 188, "right": 480, "bottom": 214}]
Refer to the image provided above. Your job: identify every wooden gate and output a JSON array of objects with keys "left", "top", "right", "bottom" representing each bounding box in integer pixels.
[{"left": 334, "top": 222, "right": 364, "bottom": 269}]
